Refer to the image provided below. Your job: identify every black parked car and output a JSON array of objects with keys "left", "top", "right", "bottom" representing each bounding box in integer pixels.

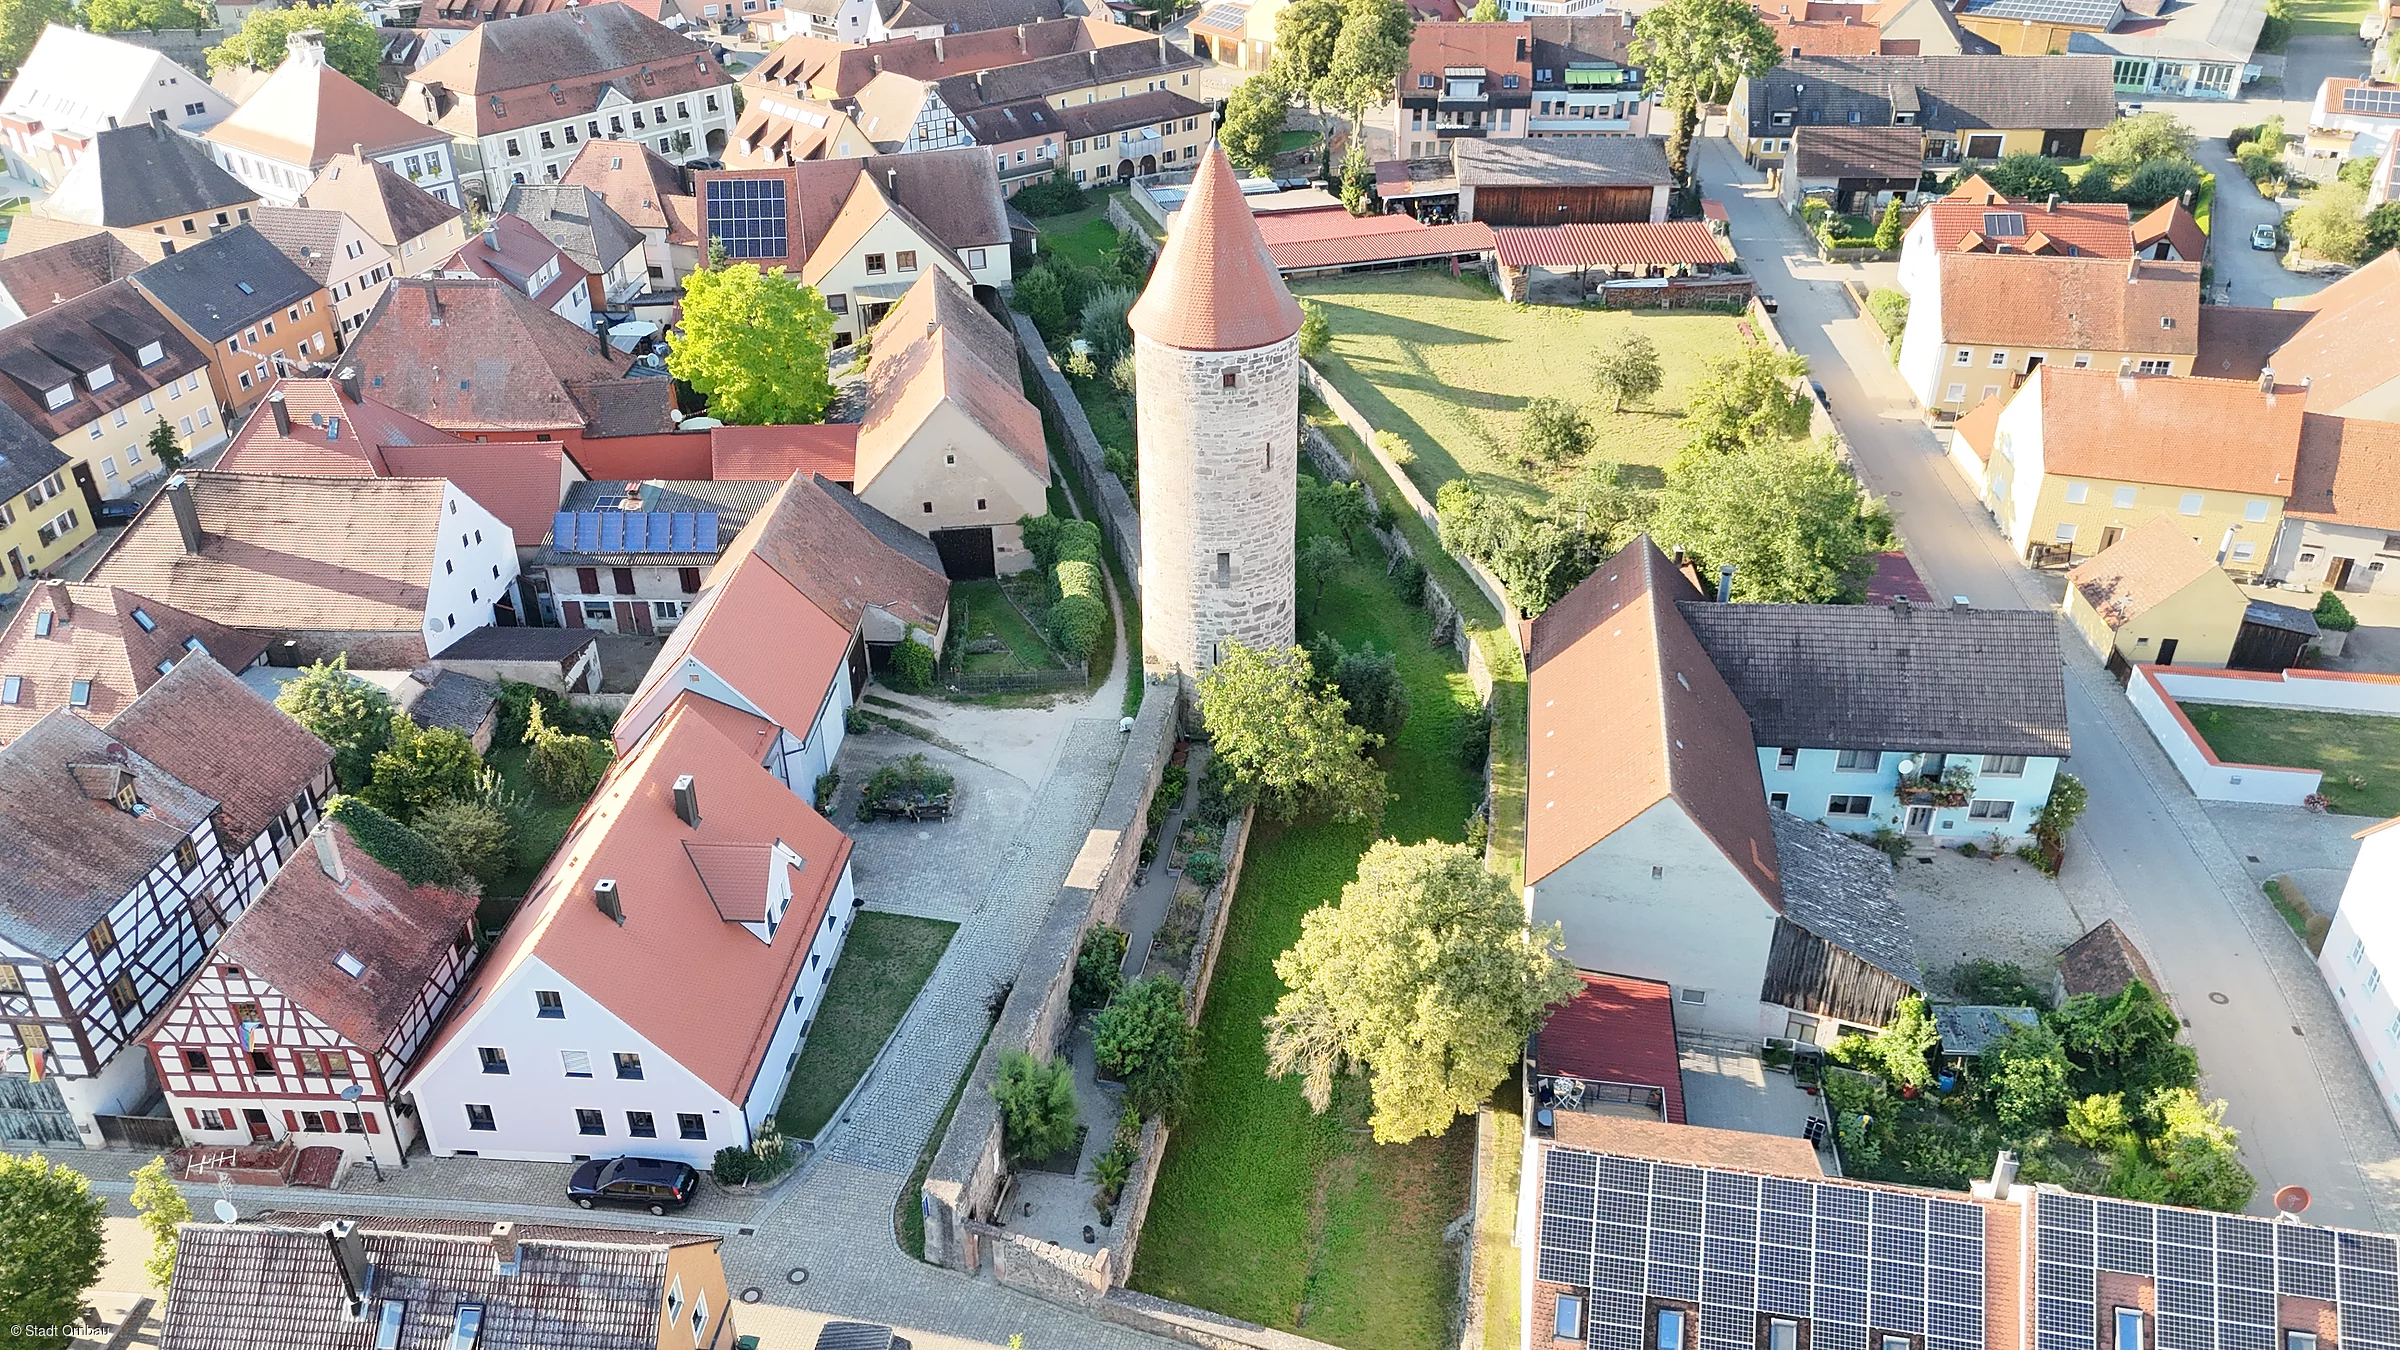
[
  {"left": 94, "top": 496, "right": 144, "bottom": 526},
  {"left": 567, "top": 1156, "right": 700, "bottom": 1214}
]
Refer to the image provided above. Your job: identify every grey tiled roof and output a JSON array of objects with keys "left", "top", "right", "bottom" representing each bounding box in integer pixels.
[
  {"left": 1769, "top": 809, "right": 1921, "bottom": 988},
  {"left": 0, "top": 709, "right": 217, "bottom": 957},
  {"left": 407, "top": 670, "right": 499, "bottom": 738},
  {"left": 132, "top": 225, "right": 323, "bottom": 343},
  {"left": 1743, "top": 54, "right": 2117, "bottom": 138},
  {"left": 1933, "top": 1003, "right": 2040, "bottom": 1057},
  {"left": 500, "top": 184, "right": 645, "bottom": 276},
  {"left": 41, "top": 119, "right": 254, "bottom": 230},
  {"left": 159, "top": 1220, "right": 705, "bottom": 1350},
  {"left": 1453, "top": 135, "right": 1671, "bottom": 187},
  {"left": 1677, "top": 600, "right": 2071, "bottom": 758}
]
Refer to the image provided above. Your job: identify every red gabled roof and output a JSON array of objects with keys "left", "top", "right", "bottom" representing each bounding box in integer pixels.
[
  {"left": 1269, "top": 221, "right": 1496, "bottom": 272},
  {"left": 2130, "top": 199, "right": 2205, "bottom": 262},
  {"left": 1537, "top": 972, "right": 1686, "bottom": 1123},
  {"left": 1919, "top": 193, "right": 2133, "bottom": 257},
  {"left": 1493, "top": 221, "right": 1726, "bottom": 269}
]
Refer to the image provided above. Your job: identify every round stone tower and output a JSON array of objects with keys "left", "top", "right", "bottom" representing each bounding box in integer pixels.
[{"left": 1127, "top": 144, "right": 1304, "bottom": 684}]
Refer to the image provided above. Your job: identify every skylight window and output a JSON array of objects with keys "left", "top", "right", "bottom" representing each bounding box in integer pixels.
[
  {"left": 33, "top": 611, "right": 52, "bottom": 637},
  {"left": 183, "top": 637, "right": 206, "bottom": 655},
  {"left": 1, "top": 676, "right": 19, "bottom": 705},
  {"left": 335, "top": 951, "right": 365, "bottom": 977},
  {"left": 236, "top": 281, "right": 254, "bottom": 295},
  {"left": 70, "top": 679, "right": 91, "bottom": 707},
  {"left": 131, "top": 607, "right": 156, "bottom": 632}
]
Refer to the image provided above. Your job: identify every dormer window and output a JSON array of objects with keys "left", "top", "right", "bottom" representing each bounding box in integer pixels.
[
  {"left": 1894, "top": 109, "right": 1916, "bottom": 124},
  {"left": 114, "top": 779, "right": 138, "bottom": 811},
  {"left": 1772, "top": 110, "right": 1794, "bottom": 126},
  {"left": 43, "top": 384, "right": 71, "bottom": 410},
  {"left": 136, "top": 341, "right": 163, "bottom": 365},
  {"left": 85, "top": 364, "right": 114, "bottom": 391}
]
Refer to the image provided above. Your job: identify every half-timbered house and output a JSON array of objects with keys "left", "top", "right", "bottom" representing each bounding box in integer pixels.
[
  {"left": 144, "top": 823, "right": 479, "bottom": 1168},
  {"left": 0, "top": 711, "right": 233, "bottom": 1145}
]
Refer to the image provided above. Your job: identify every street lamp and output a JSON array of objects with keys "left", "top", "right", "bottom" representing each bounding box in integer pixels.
[{"left": 338, "top": 1085, "right": 384, "bottom": 1183}]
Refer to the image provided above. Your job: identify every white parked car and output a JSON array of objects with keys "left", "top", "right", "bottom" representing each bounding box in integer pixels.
[{"left": 2365, "top": 11, "right": 2388, "bottom": 44}]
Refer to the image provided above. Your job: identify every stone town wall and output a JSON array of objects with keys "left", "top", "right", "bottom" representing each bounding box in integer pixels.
[{"left": 1012, "top": 311, "right": 1143, "bottom": 586}]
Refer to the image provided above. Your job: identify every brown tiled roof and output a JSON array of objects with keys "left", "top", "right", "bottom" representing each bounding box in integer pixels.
[
  {"left": 726, "top": 471, "right": 950, "bottom": 634},
  {"left": 1049, "top": 87, "right": 1209, "bottom": 142},
  {"left": 2056, "top": 917, "right": 2159, "bottom": 999},
  {"left": 412, "top": 690, "right": 852, "bottom": 1103},
  {"left": 694, "top": 148, "right": 1007, "bottom": 276},
  {"left": 0, "top": 708, "right": 216, "bottom": 956},
  {"left": 208, "top": 56, "right": 446, "bottom": 170},
  {"left": 247, "top": 206, "right": 351, "bottom": 286},
  {"left": 1918, "top": 191, "right": 2132, "bottom": 256},
  {"left": 2191, "top": 303, "right": 2310, "bottom": 380},
  {"left": 0, "top": 582, "right": 271, "bottom": 746},
  {"left": 743, "top": 16, "right": 1124, "bottom": 101},
  {"left": 2032, "top": 366, "right": 2303, "bottom": 496},
  {"left": 385, "top": 441, "right": 574, "bottom": 544},
  {"left": 1789, "top": 124, "right": 1923, "bottom": 180},
  {"left": 2268, "top": 251, "right": 2400, "bottom": 414},
  {"left": 727, "top": 94, "right": 869, "bottom": 168},
  {"left": 709, "top": 423, "right": 858, "bottom": 481},
  {"left": 212, "top": 820, "right": 475, "bottom": 1057},
  {"left": 929, "top": 31, "right": 1198, "bottom": 110},
  {"left": 1524, "top": 537, "right": 1779, "bottom": 898},
  {"left": 2288, "top": 413, "right": 2400, "bottom": 529},
  {"left": 346, "top": 278, "right": 668, "bottom": 435},
  {"left": 1934, "top": 253, "right": 2199, "bottom": 353},
  {"left": 798, "top": 171, "right": 968, "bottom": 285},
  {"left": 0, "top": 233, "right": 144, "bottom": 314},
  {"left": 160, "top": 1219, "right": 703, "bottom": 1350},
  {"left": 1129, "top": 146, "right": 1302, "bottom": 353},
  {"left": 0, "top": 278, "right": 212, "bottom": 440},
  {"left": 2065, "top": 513, "right": 2226, "bottom": 630},
  {"left": 406, "top": 6, "right": 730, "bottom": 138},
  {"left": 90, "top": 472, "right": 453, "bottom": 639},
  {"left": 103, "top": 654, "right": 331, "bottom": 850},
  {"left": 2130, "top": 199, "right": 2205, "bottom": 262},
  {"left": 297, "top": 152, "right": 462, "bottom": 251},
  {"left": 1403, "top": 20, "right": 1532, "bottom": 87},
  {"left": 559, "top": 138, "right": 689, "bottom": 234},
  {"left": 857, "top": 299, "right": 1046, "bottom": 487}
]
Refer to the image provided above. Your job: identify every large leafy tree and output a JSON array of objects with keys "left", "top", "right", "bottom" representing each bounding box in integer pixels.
[
  {"left": 1199, "top": 642, "right": 1386, "bottom": 825},
  {"left": 1267, "top": 840, "right": 1579, "bottom": 1143},
  {"left": 129, "top": 1157, "right": 190, "bottom": 1290},
  {"left": 1681, "top": 339, "right": 1811, "bottom": 455},
  {"left": 86, "top": 0, "right": 211, "bottom": 30},
  {"left": 276, "top": 655, "right": 399, "bottom": 790},
  {"left": 206, "top": 1, "right": 382, "bottom": 85},
  {"left": 2089, "top": 110, "right": 2197, "bottom": 166},
  {"left": 668, "top": 262, "right": 837, "bottom": 425},
  {"left": 364, "top": 714, "right": 484, "bottom": 823},
  {"left": 1628, "top": 0, "right": 1779, "bottom": 166},
  {"left": 1319, "top": 0, "right": 1415, "bottom": 132},
  {"left": 1270, "top": 0, "right": 1345, "bottom": 102},
  {"left": 0, "top": 1154, "right": 106, "bottom": 1350},
  {"left": 1220, "top": 74, "right": 1293, "bottom": 175},
  {"left": 1652, "top": 437, "right": 1880, "bottom": 602},
  {"left": 0, "top": 0, "right": 72, "bottom": 79}
]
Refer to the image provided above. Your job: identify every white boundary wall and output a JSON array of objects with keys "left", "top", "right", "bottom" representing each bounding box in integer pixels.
[{"left": 2121, "top": 665, "right": 2400, "bottom": 804}]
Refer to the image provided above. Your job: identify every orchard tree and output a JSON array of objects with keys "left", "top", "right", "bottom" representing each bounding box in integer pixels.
[
  {"left": 1628, "top": 0, "right": 1779, "bottom": 168},
  {"left": 1299, "top": 534, "right": 1348, "bottom": 614},
  {"left": 276, "top": 655, "right": 399, "bottom": 789},
  {"left": 0, "top": 0, "right": 72, "bottom": 78},
  {"left": 1266, "top": 840, "right": 1579, "bottom": 1142},
  {"left": 0, "top": 1154, "right": 106, "bottom": 1350},
  {"left": 1517, "top": 394, "right": 1591, "bottom": 464},
  {"left": 2090, "top": 110, "right": 2197, "bottom": 166},
  {"left": 1682, "top": 340, "right": 1811, "bottom": 454},
  {"left": 1981, "top": 153, "right": 2070, "bottom": 202},
  {"left": 129, "top": 1157, "right": 190, "bottom": 1290},
  {"left": 1200, "top": 642, "right": 1386, "bottom": 825},
  {"left": 1652, "top": 437, "right": 1879, "bottom": 602},
  {"left": 1221, "top": 74, "right": 1292, "bottom": 174},
  {"left": 1590, "top": 332, "right": 1663, "bottom": 411},
  {"left": 668, "top": 262, "right": 837, "bottom": 424},
  {"left": 206, "top": 1, "right": 381, "bottom": 85},
  {"left": 86, "top": 0, "right": 211, "bottom": 29}
]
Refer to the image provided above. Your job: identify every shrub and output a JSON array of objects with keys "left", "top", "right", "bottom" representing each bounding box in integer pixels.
[
  {"left": 1297, "top": 299, "right": 1331, "bottom": 359},
  {"left": 712, "top": 1145, "right": 753, "bottom": 1184},
  {"left": 1015, "top": 266, "right": 1069, "bottom": 340},
  {"left": 1373, "top": 428, "right": 1415, "bottom": 468},
  {"left": 1949, "top": 959, "right": 2049, "bottom": 1009},
  {"left": 1392, "top": 555, "right": 1427, "bottom": 606},
  {"left": 858, "top": 753, "right": 955, "bottom": 819},
  {"left": 524, "top": 701, "right": 611, "bottom": 799},
  {"left": 325, "top": 795, "right": 460, "bottom": 886},
  {"left": 1870, "top": 995, "right": 1939, "bottom": 1090},
  {"left": 1091, "top": 974, "right": 1199, "bottom": 1119},
  {"left": 1184, "top": 850, "right": 1224, "bottom": 887},
  {"left": 364, "top": 715, "right": 484, "bottom": 822},
  {"left": 2065, "top": 1091, "right": 2134, "bottom": 1149},
  {"left": 276, "top": 655, "right": 398, "bottom": 789},
  {"left": 1063, "top": 347, "right": 1097, "bottom": 380},
  {"left": 1020, "top": 513, "right": 1066, "bottom": 568},
  {"left": 1079, "top": 285, "right": 1137, "bottom": 364},
  {"left": 1109, "top": 349, "right": 1138, "bottom": 396},
  {"left": 415, "top": 797, "right": 516, "bottom": 885},
  {"left": 1865, "top": 287, "right": 1910, "bottom": 341},
  {"left": 1047, "top": 593, "right": 1108, "bottom": 661},
  {"left": 1054, "top": 559, "right": 1105, "bottom": 604},
  {"left": 1056, "top": 518, "right": 1104, "bottom": 567},
  {"left": 994, "top": 1050, "right": 1080, "bottom": 1161},
  {"left": 886, "top": 637, "right": 935, "bottom": 691},
  {"left": 1072, "top": 924, "right": 1129, "bottom": 1013},
  {"left": 2315, "top": 589, "right": 2358, "bottom": 631},
  {"left": 2121, "top": 157, "right": 2203, "bottom": 210},
  {"left": 1012, "top": 166, "right": 1086, "bottom": 216},
  {"left": 1325, "top": 639, "right": 1409, "bottom": 739},
  {"left": 2034, "top": 772, "right": 2089, "bottom": 848},
  {"left": 1983, "top": 1023, "right": 2073, "bottom": 1131},
  {"left": 1516, "top": 395, "right": 1592, "bottom": 465},
  {"left": 1456, "top": 704, "right": 1492, "bottom": 770}
]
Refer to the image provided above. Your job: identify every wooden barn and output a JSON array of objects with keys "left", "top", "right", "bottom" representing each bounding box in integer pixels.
[{"left": 1454, "top": 136, "right": 1674, "bottom": 226}]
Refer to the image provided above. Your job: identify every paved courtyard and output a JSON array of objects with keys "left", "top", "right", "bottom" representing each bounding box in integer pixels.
[{"left": 1892, "top": 848, "right": 2093, "bottom": 997}]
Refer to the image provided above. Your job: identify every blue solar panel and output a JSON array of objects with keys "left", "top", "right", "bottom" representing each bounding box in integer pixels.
[
  {"left": 553, "top": 511, "right": 725, "bottom": 556},
  {"left": 706, "top": 176, "right": 788, "bottom": 261}
]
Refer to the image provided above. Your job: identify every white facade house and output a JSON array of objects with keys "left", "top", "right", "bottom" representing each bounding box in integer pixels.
[
  {"left": 2268, "top": 414, "right": 2400, "bottom": 597},
  {"left": 0, "top": 26, "right": 234, "bottom": 189},
  {"left": 2321, "top": 819, "right": 2400, "bottom": 1126},
  {"left": 413, "top": 482, "right": 525, "bottom": 656},
  {"left": 207, "top": 30, "right": 461, "bottom": 207}
]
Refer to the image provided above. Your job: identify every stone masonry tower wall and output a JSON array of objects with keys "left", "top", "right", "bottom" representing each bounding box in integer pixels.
[
  {"left": 1127, "top": 143, "right": 1305, "bottom": 683},
  {"left": 1134, "top": 330, "right": 1299, "bottom": 679}
]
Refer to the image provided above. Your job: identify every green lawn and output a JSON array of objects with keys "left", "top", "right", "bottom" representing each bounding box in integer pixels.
[
  {"left": 952, "top": 578, "right": 1060, "bottom": 675},
  {"left": 1129, "top": 471, "right": 1484, "bottom": 1350},
  {"left": 776, "top": 912, "right": 959, "bottom": 1141},
  {"left": 1034, "top": 193, "right": 1128, "bottom": 271},
  {"left": 478, "top": 742, "right": 597, "bottom": 934},
  {"left": 2183, "top": 704, "right": 2400, "bottom": 817},
  {"left": 2284, "top": 0, "right": 2375, "bottom": 34},
  {"left": 1293, "top": 271, "right": 1750, "bottom": 502}
]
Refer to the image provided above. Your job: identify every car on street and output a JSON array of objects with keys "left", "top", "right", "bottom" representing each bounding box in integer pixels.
[
  {"left": 94, "top": 496, "right": 144, "bottom": 526},
  {"left": 566, "top": 1156, "right": 700, "bottom": 1214},
  {"left": 2252, "top": 222, "right": 2281, "bottom": 251},
  {"left": 2365, "top": 12, "right": 2387, "bottom": 42},
  {"left": 1810, "top": 380, "right": 1829, "bottom": 407}
]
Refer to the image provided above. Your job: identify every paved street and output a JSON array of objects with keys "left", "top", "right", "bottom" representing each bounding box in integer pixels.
[{"left": 1697, "top": 135, "right": 2400, "bottom": 1229}]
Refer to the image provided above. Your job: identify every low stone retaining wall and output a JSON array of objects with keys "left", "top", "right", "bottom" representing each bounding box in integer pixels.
[
  {"left": 1013, "top": 311, "right": 1143, "bottom": 587},
  {"left": 1109, "top": 194, "right": 1165, "bottom": 249},
  {"left": 1096, "top": 1288, "right": 1350, "bottom": 1350}
]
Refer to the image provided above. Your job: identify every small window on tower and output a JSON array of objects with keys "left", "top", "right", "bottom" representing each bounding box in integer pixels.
[
  {"left": 1214, "top": 552, "right": 1231, "bottom": 586},
  {"left": 1222, "top": 369, "right": 1238, "bottom": 388}
]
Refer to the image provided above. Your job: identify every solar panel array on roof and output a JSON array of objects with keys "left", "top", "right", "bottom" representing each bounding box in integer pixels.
[
  {"left": 705, "top": 177, "right": 789, "bottom": 261},
  {"left": 2033, "top": 1191, "right": 2399, "bottom": 1350},
  {"left": 1538, "top": 1149, "right": 1985, "bottom": 1350},
  {"left": 551, "top": 511, "right": 721, "bottom": 554},
  {"left": 2341, "top": 86, "right": 2400, "bottom": 115},
  {"left": 1959, "top": 0, "right": 2119, "bottom": 25},
  {"left": 1984, "top": 211, "right": 2028, "bottom": 239}
]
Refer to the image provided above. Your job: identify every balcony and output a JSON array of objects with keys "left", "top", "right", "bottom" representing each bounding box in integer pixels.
[{"left": 1529, "top": 1072, "right": 1669, "bottom": 1135}]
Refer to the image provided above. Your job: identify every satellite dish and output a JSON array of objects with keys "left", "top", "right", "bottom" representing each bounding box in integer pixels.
[
  {"left": 1896, "top": 758, "right": 1919, "bottom": 777},
  {"left": 213, "top": 1199, "right": 239, "bottom": 1225},
  {"left": 339, "top": 1083, "right": 364, "bottom": 1103},
  {"left": 2275, "top": 1185, "right": 2312, "bottom": 1215}
]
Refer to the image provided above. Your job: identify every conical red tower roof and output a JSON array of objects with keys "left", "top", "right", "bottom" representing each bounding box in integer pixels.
[{"left": 1128, "top": 144, "right": 1304, "bottom": 352}]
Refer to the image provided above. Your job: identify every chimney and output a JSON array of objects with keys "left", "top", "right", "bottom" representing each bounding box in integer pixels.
[
  {"left": 166, "top": 475, "right": 204, "bottom": 555},
  {"left": 324, "top": 1223, "right": 371, "bottom": 1315},
  {"left": 1089, "top": 48, "right": 1099, "bottom": 72},
  {"left": 1890, "top": 594, "right": 1911, "bottom": 617},
  {"left": 149, "top": 108, "right": 169, "bottom": 133},
  {"left": 672, "top": 773, "right": 700, "bottom": 826},
  {"left": 886, "top": 167, "right": 897, "bottom": 192},
  {"left": 1158, "top": 34, "right": 1167, "bottom": 62},
  {"left": 481, "top": 222, "right": 498, "bottom": 250},
  {"left": 339, "top": 366, "right": 362, "bottom": 404},
  {"left": 594, "top": 878, "right": 624, "bottom": 925},
  {"left": 1018, "top": 20, "right": 1029, "bottom": 50},
  {"left": 315, "top": 826, "right": 346, "bottom": 883},
  {"left": 490, "top": 1223, "right": 522, "bottom": 1276},
  {"left": 926, "top": 319, "right": 936, "bottom": 337},
  {"left": 2046, "top": 192, "right": 2059, "bottom": 211},
  {"left": 353, "top": 142, "right": 365, "bottom": 160},
  {"left": 2258, "top": 365, "right": 2275, "bottom": 395},
  {"left": 1716, "top": 565, "right": 1735, "bottom": 603},
  {"left": 106, "top": 115, "right": 119, "bottom": 129},
  {"left": 267, "top": 390, "right": 291, "bottom": 437},
  {"left": 41, "top": 578, "right": 71, "bottom": 621},
  {"left": 1989, "top": 1149, "right": 2018, "bottom": 1195}
]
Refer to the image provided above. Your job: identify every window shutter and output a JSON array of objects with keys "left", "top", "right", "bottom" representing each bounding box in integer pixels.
[
  {"left": 613, "top": 567, "right": 636, "bottom": 595},
  {"left": 576, "top": 567, "right": 599, "bottom": 593},
  {"left": 363, "top": 1112, "right": 381, "bottom": 1134},
  {"left": 283, "top": 1110, "right": 300, "bottom": 1133},
  {"left": 679, "top": 567, "right": 701, "bottom": 593},
  {"left": 186, "top": 1107, "right": 202, "bottom": 1128}
]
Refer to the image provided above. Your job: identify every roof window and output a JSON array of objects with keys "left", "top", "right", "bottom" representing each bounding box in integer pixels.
[
  {"left": 85, "top": 363, "right": 114, "bottom": 391},
  {"left": 44, "top": 383, "right": 71, "bottom": 409},
  {"left": 32, "top": 611, "right": 52, "bottom": 637},
  {"left": 236, "top": 281, "right": 254, "bottom": 295},
  {"left": 131, "top": 607, "right": 156, "bottom": 632},
  {"left": 335, "top": 951, "right": 366, "bottom": 978}
]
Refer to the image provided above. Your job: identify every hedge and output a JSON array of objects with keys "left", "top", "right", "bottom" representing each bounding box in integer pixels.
[
  {"left": 1048, "top": 593, "right": 1108, "bottom": 661},
  {"left": 1055, "top": 559, "right": 1105, "bottom": 604},
  {"left": 325, "top": 795, "right": 462, "bottom": 887}
]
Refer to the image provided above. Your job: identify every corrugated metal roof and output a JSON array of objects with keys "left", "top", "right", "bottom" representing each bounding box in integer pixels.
[
  {"left": 1267, "top": 220, "right": 1496, "bottom": 271},
  {"left": 1492, "top": 221, "right": 1727, "bottom": 268}
]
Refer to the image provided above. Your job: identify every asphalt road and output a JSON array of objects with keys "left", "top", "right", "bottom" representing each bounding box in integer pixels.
[{"left": 1696, "top": 136, "right": 2399, "bottom": 1228}]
